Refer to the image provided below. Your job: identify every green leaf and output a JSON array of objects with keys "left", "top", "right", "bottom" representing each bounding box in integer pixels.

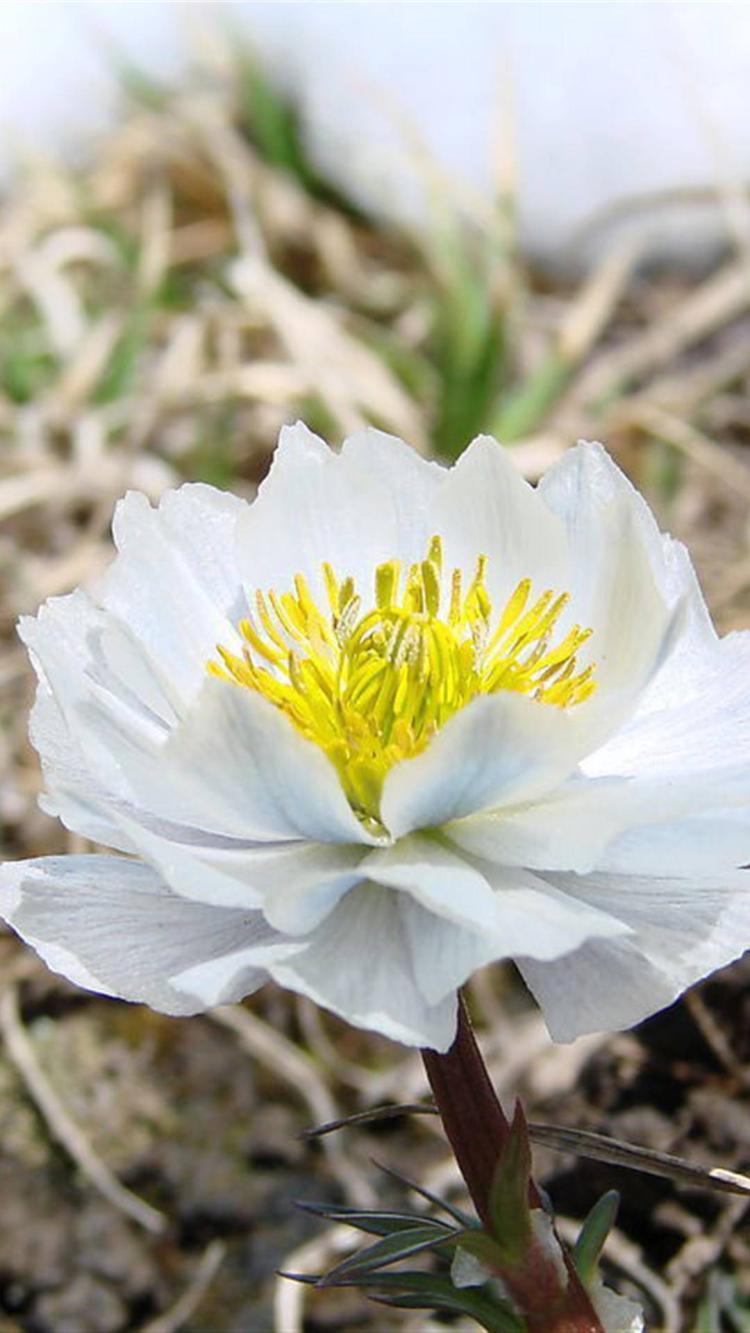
[
  {"left": 295, "top": 1199, "right": 453, "bottom": 1239},
  {"left": 372, "top": 1157, "right": 476, "bottom": 1228},
  {"left": 492, "top": 352, "right": 570, "bottom": 442},
  {"left": 487, "top": 1101, "right": 533, "bottom": 1264},
  {"left": 420, "top": 201, "right": 513, "bottom": 459},
  {"left": 365, "top": 1271, "right": 525, "bottom": 1333},
  {"left": 318, "top": 1224, "right": 458, "bottom": 1287},
  {"left": 233, "top": 47, "right": 363, "bottom": 217},
  {"left": 93, "top": 303, "right": 151, "bottom": 404},
  {"left": 572, "top": 1190, "right": 620, "bottom": 1287}
]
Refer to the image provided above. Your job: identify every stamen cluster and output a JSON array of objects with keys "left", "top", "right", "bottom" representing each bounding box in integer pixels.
[{"left": 210, "top": 537, "right": 596, "bottom": 825}]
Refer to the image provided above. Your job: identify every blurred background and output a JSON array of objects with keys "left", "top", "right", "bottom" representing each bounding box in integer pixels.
[{"left": 3, "top": 4, "right": 750, "bottom": 1330}]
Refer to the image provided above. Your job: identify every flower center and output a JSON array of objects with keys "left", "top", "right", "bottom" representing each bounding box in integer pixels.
[{"left": 209, "top": 537, "right": 596, "bottom": 830}]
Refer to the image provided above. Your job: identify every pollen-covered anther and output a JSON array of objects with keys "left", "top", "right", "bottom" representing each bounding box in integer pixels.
[{"left": 209, "top": 536, "right": 597, "bottom": 825}]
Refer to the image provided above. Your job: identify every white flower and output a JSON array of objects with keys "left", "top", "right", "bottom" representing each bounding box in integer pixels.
[{"left": 2, "top": 424, "right": 750, "bottom": 1051}]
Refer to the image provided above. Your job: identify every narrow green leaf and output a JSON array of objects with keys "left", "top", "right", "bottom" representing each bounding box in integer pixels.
[
  {"left": 93, "top": 303, "right": 151, "bottom": 404},
  {"left": 492, "top": 352, "right": 570, "bottom": 442},
  {"left": 372, "top": 1157, "right": 476, "bottom": 1228},
  {"left": 318, "top": 1224, "right": 458, "bottom": 1286},
  {"left": 364, "top": 1270, "right": 525, "bottom": 1333},
  {"left": 572, "top": 1190, "right": 620, "bottom": 1286},
  {"left": 294, "top": 1199, "right": 453, "bottom": 1238},
  {"left": 487, "top": 1100, "right": 533, "bottom": 1263}
]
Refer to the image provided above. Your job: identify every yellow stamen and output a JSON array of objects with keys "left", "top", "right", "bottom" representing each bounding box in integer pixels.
[{"left": 210, "top": 536, "right": 597, "bottom": 830}]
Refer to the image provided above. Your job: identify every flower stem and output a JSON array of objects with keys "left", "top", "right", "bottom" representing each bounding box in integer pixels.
[{"left": 421, "top": 995, "right": 604, "bottom": 1333}]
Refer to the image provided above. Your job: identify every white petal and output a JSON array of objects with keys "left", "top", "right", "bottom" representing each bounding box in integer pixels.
[
  {"left": 20, "top": 594, "right": 174, "bottom": 851},
  {"left": 362, "top": 835, "right": 502, "bottom": 930},
  {"left": 538, "top": 442, "right": 676, "bottom": 741},
  {"left": 539, "top": 440, "right": 665, "bottom": 568},
  {"left": 99, "top": 483, "right": 246, "bottom": 701},
  {"left": 21, "top": 592, "right": 168, "bottom": 775},
  {"left": 99, "top": 812, "right": 267, "bottom": 909},
  {"left": 598, "top": 809, "right": 750, "bottom": 876},
  {"left": 446, "top": 778, "right": 637, "bottom": 872},
  {"left": 85, "top": 676, "right": 374, "bottom": 845},
  {"left": 475, "top": 859, "right": 629, "bottom": 960},
  {"left": 446, "top": 769, "right": 750, "bottom": 875},
  {"left": 124, "top": 829, "right": 367, "bottom": 929},
  {"left": 518, "top": 868, "right": 750, "bottom": 1041},
  {"left": 339, "top": 426, "right": 447, "bottom": 567},
  {"left": 27, "top": 677, "right": 136, "bottom": 852},
  {"left": 429, "top": 435, "right": 570, "bottom": 607},
  {"left": 169, "top": 939, "right": 299, "bottom": 1010},
  {"left": 380, "top": 693, "right": 586, "bottom": 836},
  {"left": 363, "top": 835, "right": 628, "bottom": 969},
  {"left": 267, "top": 884, "right": 459, "bottom": 1050},
  {"left": 244, "top": 842, "right": 365, "bottom": 932},
  {"left": 585, "top": 628, "right": 750, "bottom": 782},
  {"left": 399, "top": 896, "right": 502, "bottom": 1005},
  {"left": 235, "top": 421, "right": 444, "bottom": 609},
  {"left": 0, "top": 855, "right": 283, "bottom": 1016}
]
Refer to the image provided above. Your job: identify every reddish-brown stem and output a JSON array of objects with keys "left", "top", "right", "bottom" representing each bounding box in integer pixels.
[{"left": 422, "top": 995, "right": 604, "bottom": 1333}]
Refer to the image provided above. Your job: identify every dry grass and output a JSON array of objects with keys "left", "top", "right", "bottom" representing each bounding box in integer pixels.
[{"left": 3, "top": 42, "right": 750, "bottom": 1333}]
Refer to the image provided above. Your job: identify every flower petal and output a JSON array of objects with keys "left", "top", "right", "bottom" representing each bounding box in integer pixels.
[
  {"left": 0, "top": 855, "right": 285, "bottom": 1015},
  {"left": 265, "top": 884, "right": 459, "bottom": 1050},
  {"left": 362, "top": 834, "right": 502, "bottom": 929},
  {"left": 99, "top": 483, "right": 247, "bottom": 700},
  {"left": 361, "top": 834, "right": 628, "bottom": 974},
  {"left": 85, "top": 676, "right": 375, "bottom": 845},
  {"left": 168, "top": 940, "right": 298, "bottom": 1011},
  {"left": 19, "top": 592, "right": 176, "bottom": 851},
  {"left": 399, "top": 897, "right": 502, "bottom": 1006},
  {"left": 446, "top": 768, "right": 750, "bottom": 875},
  {"left": 596, "top": 807, "right": 750, "bottom": 876},
  {"left": 517, "top": 868, "right": 750, "bottom": 1040},
  {"left": 380, "top": 693, "right": 587, "bottom": 836},
  {"left": 105, "top": 811, "right": 367, "bottom": 928},
  {"left": 538, "top": 441, "right": 677, "bottom": 741},
  {"left": 429, "top": 435, "right": 570, "bottom": 607},
  {"left": 475, "top": 858, "right": 629, "bottom": 960},
  {"left": 585, "top": 629, "right": 750, "bottom": 782},
  {"left": 235, "top": 422, "right": 445, "bottom": 608},
  {"left": 26, "top": 676, "right": 136, "bottom": 852}
]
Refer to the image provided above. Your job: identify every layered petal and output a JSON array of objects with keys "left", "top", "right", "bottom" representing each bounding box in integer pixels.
[
  {"left": 83, "top": 676, "right": 375, "bottom": 845},
  {"left": 263, "top": 884, "right": 459, "bottom": 1050},
  {"left": 585, "top": 629, "right": 750, "bottom": 783},
  {"left": 0, "top": 855, "right": 288, "bottom": 1015},
  {"left": 20, "top": 592, "right": 176, "bottom": 850},
  {"left": 595, "top": 807, "right": 750, "bottom": 877},
  {"left": 362, "top": 833, "right": 629, "bottom": 959},
  {"left": 537, "top": 442, "right": 678, "bottom": 745},
  {"left": 235, "top": 422, "right": 445, "bottom": 607},
  {"left": 106, "top": 813, "right": 366, "bottom": 920},
  {"left": 518, "top": 868, "right": 750, "bottom": 1041},
  {"left": 380, "top": 693, "right": 589, "bottom": 836},
  {"left": 27, "top": 677, "right": 136, "bottom": 853},
  {"left": 399, "top": 896, "right": 503, "bottom": 1007},
  {"left": 99, "top": 483, "right": 247, "bottom": 700},
  {"left": 446, "top": 767, "right": 750, "bottom": 875},
  {"left": 429, "top": 435, "right": 570, "bottom": 607}
]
